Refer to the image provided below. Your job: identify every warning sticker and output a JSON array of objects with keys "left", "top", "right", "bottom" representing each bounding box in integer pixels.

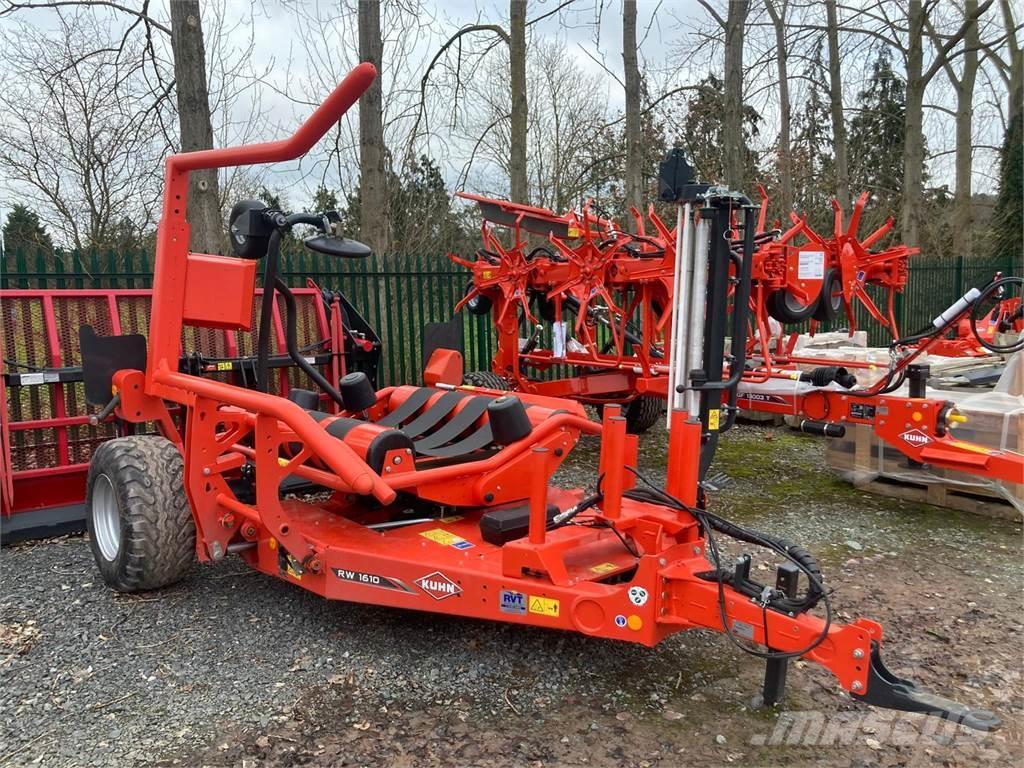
[
  {"left": 216, "top": 361, "right": 233, "bottom": 371},
  {"left": 528, "top": 596, "right": 560, "bottom": 618},
  {"left": 590, "top": 562, "right": 618, "bottom": 575},
  {"left": 798, "top": 250, "right": 825, "bottom": 280},
  {"left": 708, "top": 408, "right": 720, "bottom": 431},
  {"left": 420, "top": 528, "right": 475, "bottom": 550}
]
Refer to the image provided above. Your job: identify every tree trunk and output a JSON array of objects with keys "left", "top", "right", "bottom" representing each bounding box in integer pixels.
[
  {"left": 169, "top": 1, "right": 222, "bottom": 254},
  {"left": 509, "top": 0, "right": 528, "bottom": 203},
  {"left": 953, "top": 0, "right": 979, "bottom": 259},
  {"left": 901, "top": 0, "right": 926, "bottom": 248},
  {"left": 722, "top": 0, "right": 749, "bottom": 189},
  {"left": 764, "top": 0, "right": 792, "bottom": 214},
  {"left": 1002, "top": 0, "right": 1022, "bottom": 123},
  {"left": 825, "top": 0, "right": 850, "bottom": 212},
  {"left": 623, "top": 0, "right": 642, "bottom": 228},
  {"left": 358, "top": 0, "right": 389, "bottom": 255}
]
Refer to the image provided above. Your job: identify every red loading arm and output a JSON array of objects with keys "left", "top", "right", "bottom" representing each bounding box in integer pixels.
[
  {"left": 167, "top": 63, "right": 377, "bottom": 173},
  {"left": 145, "top": 63, "right": 396, "bottom": 504}
]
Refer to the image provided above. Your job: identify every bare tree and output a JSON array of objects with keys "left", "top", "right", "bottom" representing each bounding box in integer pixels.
[
  {"left": 824, "top": 0, "right": 851, "bottom": 211},
  {"left": 622, "top": 0, "right": 642, "bottom": 224},
  {"left": 928, "top": 0, "right": 981, "bottom": 258},
  {"left": 412, "top": 0, "right": 579, "bottom": 203},
  {"left": 763, "top": 0, "right": 792, "bottom": 212},
  {"left": 697, "top": 0, "right": 750, "bottom": 188},
  {"left": 170, "top": 0, "right": 221, "bottom": 253},
  {"left": 1, "top": 0, "right": 229, "bottom": 253},
  {"left": 509, "top": 0, "right": 529, "bottom": 203},
  {"left": 358, "top": 0, "right": 389, "bottom": 254},
  {"left": 0, "top": 13, "right": 164, "bottom": 250},
  {"left": 900, "top": 0, "right": 993, "bottom": 247}
]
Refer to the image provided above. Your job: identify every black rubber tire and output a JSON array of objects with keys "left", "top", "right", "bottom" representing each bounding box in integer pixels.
[
  {"left": 766, "top": 288, "right": 818, "bottom": 324},
  {"left": 463, "top": 281, "right": 492, "bottom": 316},
  {"left": 812, "top": 268, "right": 842, "bottom": 322},
  {"left": 462, "top": 370, "right": 508, "bottom": 390},
  {"left": 624, "top": 395, "right": 662, "bottom": 434},
  {"left": 593, "top": 396, "right": 663, "bottom": 434},
  {"left": 86, "top": 435, "right": 195, "bottom": 593}
]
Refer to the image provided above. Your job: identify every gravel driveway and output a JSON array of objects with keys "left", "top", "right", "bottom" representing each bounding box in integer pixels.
[{"left": 2, "top": 424, "right": 1021, "bottom": 767}]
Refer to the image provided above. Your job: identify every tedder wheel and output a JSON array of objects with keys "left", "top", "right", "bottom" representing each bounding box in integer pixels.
[
  {"left": 593, "top": 396, "right": 663, "bottom": 434},
  {"left": 812, "top": 268, "right": 843, "bottom": 322},
  {"left": 766, "top": 287, "right": 818, "bottom": 324},
  {"left": 86, "top": 435, "right": 195, "bottom": 593},
  {"left": 463, "top": 370, "right": 509, "bottom": 390}
]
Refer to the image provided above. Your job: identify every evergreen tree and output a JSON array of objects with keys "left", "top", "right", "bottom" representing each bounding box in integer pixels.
[
  {"left": 679, "top": 75, "right": 761, "bottom": 187},
  {"left": 790, "top": 43, "right": 835, "bottom": 230},
  {"left": 992, "top": 101, "right": 1023, "bottom": 267},
  {"left": 848, "top": 48, "right": 908, "bottom": 224},
  {"left": 2, "top": 204, "right": 53, "bottom": 256}
]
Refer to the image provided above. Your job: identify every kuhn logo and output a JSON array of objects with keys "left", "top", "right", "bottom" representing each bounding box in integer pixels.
[
  {"left": 415, "top": 571, "right": 462, "bottom": 600},
  {"left": 899, "top": 428, "right": 932, "bottom": 447}
]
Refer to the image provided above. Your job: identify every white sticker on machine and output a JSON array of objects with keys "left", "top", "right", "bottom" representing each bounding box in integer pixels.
[
  {"left": 798, "top": 251, "right": 825, "bottom": 280},
  {"left": 627, "top": 586, "right": 649, "bottom": 606}
]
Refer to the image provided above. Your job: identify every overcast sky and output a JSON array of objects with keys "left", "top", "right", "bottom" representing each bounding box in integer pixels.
[{"left": 0, "top": 0, "right": 1011, "bottom": 235}]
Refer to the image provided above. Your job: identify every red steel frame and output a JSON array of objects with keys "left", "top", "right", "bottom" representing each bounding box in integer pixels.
[
  {"left": 0, "top": 285, "right": 345, "bottom": 519},
  {"left": 74, "top": 63, "right": 1005, "bottom": 727}
]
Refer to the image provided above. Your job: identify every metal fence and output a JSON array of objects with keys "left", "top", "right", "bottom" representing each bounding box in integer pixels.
[{"left": 1, "top": 248, "right": 1019, "bottom": 386}]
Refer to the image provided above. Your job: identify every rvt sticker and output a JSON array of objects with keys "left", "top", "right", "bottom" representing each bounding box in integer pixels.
[{"left": 499, "top": 589, "right": 527, "bottom": 615}]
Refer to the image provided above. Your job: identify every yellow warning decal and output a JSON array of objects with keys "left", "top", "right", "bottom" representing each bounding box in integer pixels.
[
  {"left": 420, "top": 528, "right": 460, "bottom": 546},
  {"left": 947, "top": 440, "right": 990, "bottom": 455},
  {"left": 590, "top": 562, "right": 618, "bottom": 575},
  {"left": 529, "top": 596, "right": 560, "bottom": 617},
  {"left": 708, "top": 408, "right": 720, "bottom": 431},
  {"left": 567, "top": 226, "right": 581, "bottom": 238},
  {"left": 482, "top": 270, "right": 493, "bottom": 279},
  {"left": 216, "top": 361, "right": 233, "bottom": 371}
]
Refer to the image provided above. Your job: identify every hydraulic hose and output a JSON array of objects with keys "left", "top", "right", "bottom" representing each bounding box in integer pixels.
[
  {"left": 275, "top": 279, "right": 348, "bottom": 410},
  {"left": 256, "top": 226, "right": 283, "bottom": 392}
]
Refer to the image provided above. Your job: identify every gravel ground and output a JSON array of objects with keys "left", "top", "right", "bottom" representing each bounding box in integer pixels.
[{"left": 1, "top": 423, "right": 1021, "bottom": 767}]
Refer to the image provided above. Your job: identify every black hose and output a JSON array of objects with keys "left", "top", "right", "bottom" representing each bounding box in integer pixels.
[
  {"left": 970, "top": 276, "right": 1023, "bottom": 354},
  {"left": 255, "top": 228, "right": 282, "bottom": 392},
  {"left": 275, "top": 278, "right": 347, "bottom": 410}
]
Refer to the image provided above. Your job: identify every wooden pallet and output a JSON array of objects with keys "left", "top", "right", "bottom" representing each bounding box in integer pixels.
[{"left": 851, "top": 474, "right": 1021, "bottom": 521}]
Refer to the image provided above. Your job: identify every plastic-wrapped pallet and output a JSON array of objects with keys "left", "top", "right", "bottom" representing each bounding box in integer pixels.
[{"left": 826, "top": 352, "right": 1023, "bottom": 519}]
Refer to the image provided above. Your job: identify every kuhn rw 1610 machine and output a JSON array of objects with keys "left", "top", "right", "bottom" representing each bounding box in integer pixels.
[{"left": 82, "top": 63, "right": 1000, "bottom": 728}]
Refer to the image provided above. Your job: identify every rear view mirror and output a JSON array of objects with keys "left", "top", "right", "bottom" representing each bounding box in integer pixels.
[{"left": 304, "top": 235, "right": 372, "bottom": 259}]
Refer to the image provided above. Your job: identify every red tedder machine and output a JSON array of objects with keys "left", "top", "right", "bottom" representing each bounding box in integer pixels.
[
  {"left": 450, "top": 151, "right": 1023, "bottom": 486},
  {"left": 77, "top": 62, "right": 1006, "bottom": 729}
]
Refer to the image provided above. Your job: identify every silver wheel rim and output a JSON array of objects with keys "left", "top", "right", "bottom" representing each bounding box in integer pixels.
[{"left": 92, "top": 474, "right": 121, "bottom": 561}]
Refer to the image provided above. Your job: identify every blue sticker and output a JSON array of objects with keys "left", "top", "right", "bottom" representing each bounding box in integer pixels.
[
  {"left": 453, "top": 540, "right": 475, "bottom": 550},
  {"left": 500, "top": 589, "right": 527, "bottom": 615},
  {"left": 614, "top": 614, "right": 627, "bottom": 628}
]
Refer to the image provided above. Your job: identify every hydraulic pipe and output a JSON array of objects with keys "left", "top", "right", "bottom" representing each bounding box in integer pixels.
[
  {"left": 684, "top": 214, "right": 712, "bottom": 416},
  {"left": 666, "top": 203, "right": 693, "bottom": 425}
]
